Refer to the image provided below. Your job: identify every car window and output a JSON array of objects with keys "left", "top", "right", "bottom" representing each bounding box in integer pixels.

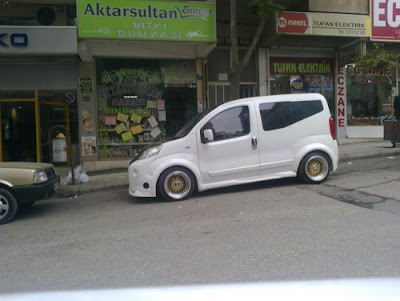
[
  {"left": 259, "top": 100, "right": 323, "bottom": 131},
  {"left": 204, "top": 106, "right": 250, "bottom": 142}
]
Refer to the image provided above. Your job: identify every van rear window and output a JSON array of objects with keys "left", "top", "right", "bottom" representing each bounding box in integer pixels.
[{"left": 259, "top": 100, "right": 323, "bottom": 131}]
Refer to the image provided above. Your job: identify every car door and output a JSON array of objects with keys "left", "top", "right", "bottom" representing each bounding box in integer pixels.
[
  {"left": 197, "top": 102, "right": 260, "bottom": 186},
  {"left": 256, "top": 100, "right": 296, "bottom": 177}
]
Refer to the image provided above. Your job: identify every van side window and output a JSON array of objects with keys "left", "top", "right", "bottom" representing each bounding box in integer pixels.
[
  {"left": 259, "top": 100, "right": 323, "bottom": 131},
  {"left": 204, "top": 106, "right": 250, "bottom": 141}
]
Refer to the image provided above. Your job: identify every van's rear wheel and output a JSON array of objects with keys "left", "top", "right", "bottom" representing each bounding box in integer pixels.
[
  {"left": 0, "top": 188, "right": 18, "bottom": 225},
  {"left": 158, "top": 167, "right": 195, "bottom": 202},
  {"left": 298, "top": 152, "right": 330, "bottom": 184}
]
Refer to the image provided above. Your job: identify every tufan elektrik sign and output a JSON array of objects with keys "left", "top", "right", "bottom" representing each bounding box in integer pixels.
[{"left": 77, "top": 0, "right": 216, "bottom": 42}]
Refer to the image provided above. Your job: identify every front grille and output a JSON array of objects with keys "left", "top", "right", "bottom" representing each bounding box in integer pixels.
[{"left": 45, "top": 168, "right": 57, "bottom": 180}]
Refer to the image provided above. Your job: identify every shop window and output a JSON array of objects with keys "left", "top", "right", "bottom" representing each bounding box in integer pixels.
[
  {"left": 95, "top": 58, "right": 196, "bottom": 159},
  {"left": 208, "top": 84, "right": 230, "bottom": 106},
  {"left": 207, "top": 49, "right": 231, "bottom": 82},
  {"left": 347, "top": 72, "right": 392, "bottom": 126},
  {"left": 269, "top": 57, "right": 335, "bottom": 115}
]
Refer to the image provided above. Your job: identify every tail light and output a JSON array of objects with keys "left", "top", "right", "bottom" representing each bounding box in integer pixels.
[{"left": 329, "top": 117, "right": 336, "bottom": 140}]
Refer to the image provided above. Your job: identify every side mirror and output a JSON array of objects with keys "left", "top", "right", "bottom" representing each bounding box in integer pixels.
[{"left": 203, "top": 129, "right": 214, "bottom": 142}]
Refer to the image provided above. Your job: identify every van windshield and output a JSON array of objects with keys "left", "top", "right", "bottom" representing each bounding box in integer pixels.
[{"left": 172, "top": 105, "right": 218, "bottom": 140}]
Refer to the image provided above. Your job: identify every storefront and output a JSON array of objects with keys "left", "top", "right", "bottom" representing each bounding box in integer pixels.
[
  {"left": 0, "top": 26, "right": 79, "bottom": 163},
  {"left": 76, "top": 0, "right": 216, "bottom": 170},
  {"left": 273, "top": 11, "right": 378, "bottom": 139},
  {"left": 269, "top": 56, "right": 335, "bottom": 114}
]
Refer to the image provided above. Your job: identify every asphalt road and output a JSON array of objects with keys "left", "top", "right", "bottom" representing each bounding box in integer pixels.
[{"left": 1, "top": 156, "right": 400, "bottom": 294}]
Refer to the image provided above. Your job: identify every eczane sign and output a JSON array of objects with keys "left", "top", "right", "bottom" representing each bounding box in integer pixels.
[{"left": 371, "top": 0, "right": 400, "bottom": 41}]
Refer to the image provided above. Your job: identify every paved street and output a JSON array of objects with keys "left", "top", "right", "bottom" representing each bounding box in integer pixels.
[{"left": 1, "top": 156, "right": 400, "bottom": 294}]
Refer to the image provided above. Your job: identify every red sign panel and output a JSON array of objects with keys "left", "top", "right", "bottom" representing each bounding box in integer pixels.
[
  {"left": 276, "top": 12, "right": 310, "bottom": 34},
  {"left": 371, "top": 0, "right": 400, "bottom": 41}
]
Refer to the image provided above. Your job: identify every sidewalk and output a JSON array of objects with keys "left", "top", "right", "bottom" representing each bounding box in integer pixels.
[{"left": 56, "top": 138, "right": 400, "bottom": 198}]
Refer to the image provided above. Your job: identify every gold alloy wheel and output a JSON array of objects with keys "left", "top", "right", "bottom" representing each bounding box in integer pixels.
[
  {"left": 305, "top": 155, "right": 329, "bottom": 182},
  {"left": 164, "top": 171, "right": 192, "bottom": 200},
  {"left": 167, "top": 175, "right": 186, "bottom": 193}
]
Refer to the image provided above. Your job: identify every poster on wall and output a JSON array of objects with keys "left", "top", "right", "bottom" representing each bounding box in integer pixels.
[
  {"left": 290, "top": 76, "right": 304, "bottom": 93},
  {"left": 96, "top": 66, "right": 166, "bottom": 159},
  {"left": 82, "top": 136, "right": 97, "bottom": 157}
]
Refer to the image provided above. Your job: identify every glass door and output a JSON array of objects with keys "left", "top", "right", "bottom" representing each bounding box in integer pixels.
[
  {"left": 39, "top": 101, "right": 70, "bottom": 164},
  {"left": 0, "top": 99, "right": 39, "bottom": 162}
]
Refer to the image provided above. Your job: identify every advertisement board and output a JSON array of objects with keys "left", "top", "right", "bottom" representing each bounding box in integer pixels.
[
  {"left": 371, "top": 0, "right": 400, "bottom": 41},
  {"left": 77, "top": 0, "right": 216, "bottom": 43},
  {"left": 277, "top": 11, "right": 370, "bottom": 37}
]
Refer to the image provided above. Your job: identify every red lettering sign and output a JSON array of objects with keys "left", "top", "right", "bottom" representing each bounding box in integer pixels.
[
  {"left": 276, "top": 12, "right": 310, "bottom": 34},
  {"left": 371, "top": 0, "right": 400, "bottom": 41},
  {"left": 336, "top": 67, "right": 347, "bottom": 129}
]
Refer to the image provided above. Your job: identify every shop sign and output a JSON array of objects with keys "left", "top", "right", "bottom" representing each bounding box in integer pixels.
[
  {"left": 0, "top": 33, "right": 29, "bottom": 48},
  {"left": 270, "top": 58, "right": 334, "bottom": 75},
  {"left": 371, "top": 0, "right": 400, "bottom": 41},
  {"left": 79, "top": 77, "right": 93, "bottom": 94},
  {"left": 77, "top": 0, "right": 216, "bottom": 43},
  {"left": 277, "top": 11, "right": 370, "bottom": 37},
  {"left": 336, "top": 66, "right": 347, "bottom": 138},
  {"left": 277, "top": 12, "right": 310, "bottom": 34}
]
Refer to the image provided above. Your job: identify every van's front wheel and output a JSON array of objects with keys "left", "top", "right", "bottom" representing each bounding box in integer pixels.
[
  {"left": 158, "top": 167, "right": 195, "bottom": 202},
  {"left": 298, "top": 152, "right": 330, "bottom": 184}
]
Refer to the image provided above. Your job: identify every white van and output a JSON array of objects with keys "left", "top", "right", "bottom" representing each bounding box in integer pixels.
[{"left": 129, "top": 93, "right": 338, "bottom": 201}]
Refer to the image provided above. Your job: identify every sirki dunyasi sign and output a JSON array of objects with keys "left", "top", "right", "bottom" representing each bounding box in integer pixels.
[{"left": 77, "top": 0, "right": 216, "bottom": 42}]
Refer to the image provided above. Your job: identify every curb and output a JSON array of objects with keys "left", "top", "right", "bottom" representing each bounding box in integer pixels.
[{"left": 339, "top": 148, "right": 400, "bottom": 162}]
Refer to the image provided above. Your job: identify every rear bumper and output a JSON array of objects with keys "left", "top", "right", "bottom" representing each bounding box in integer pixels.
[{"left": 13, "top": 176, "right": 60, "bottom": 204}]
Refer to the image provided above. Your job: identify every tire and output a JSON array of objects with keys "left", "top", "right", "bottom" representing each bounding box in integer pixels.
[
  {"left": 0, "top": 188, "right": 19, "bottom": 225},
  {"left": 157, "top": 167, "right": 196, "bottom": 202},
  {"left": 298, "top": 152, "right": 331, "bottom": 184}
]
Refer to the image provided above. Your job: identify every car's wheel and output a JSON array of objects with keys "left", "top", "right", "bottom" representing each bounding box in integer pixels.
[
  {"left": 0, "top": 188, "right": 18, "bottom": 225},
  {"left": 157, "top": 167, "right": 195, "bottom": 202},
  {"left": 298, "top": 152, "right": 330, "bottom": 184}
]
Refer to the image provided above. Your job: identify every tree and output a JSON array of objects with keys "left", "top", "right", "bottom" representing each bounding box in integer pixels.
[
  {"left": 356, "top": 42, "right": 399, "bottom": 147},
  {"left": 230, "top": 0, "right": 284, "bottom": 100}
]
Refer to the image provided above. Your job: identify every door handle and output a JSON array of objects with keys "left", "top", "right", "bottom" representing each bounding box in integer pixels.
[{"left": 252, "top": 137, "right": 258, "bottom": 149}]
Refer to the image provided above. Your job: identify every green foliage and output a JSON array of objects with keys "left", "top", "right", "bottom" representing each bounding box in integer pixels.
[
  {"left": 356, "top": 42, "right": 398, "bottom": 74},
  {"left": 249, "top": 0, "right": 285, "bottom": 18},
  {"left": 356, "top": 42, "right": 399, "bottom": 101}
]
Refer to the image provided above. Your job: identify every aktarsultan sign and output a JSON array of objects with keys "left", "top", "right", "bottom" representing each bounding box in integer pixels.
[{"left": 77, "top": 0, "right": 216, "bottom": 43}]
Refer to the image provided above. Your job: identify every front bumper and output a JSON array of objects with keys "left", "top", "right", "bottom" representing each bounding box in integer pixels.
[
  {"left": 128, "top": 160, "right": 157, "bottom": 198},
  {"left": 13, "top": 176, "right": 60, "bottom": 204}
]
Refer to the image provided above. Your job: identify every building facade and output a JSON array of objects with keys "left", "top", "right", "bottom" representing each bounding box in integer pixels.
[
  {"left": 0, "top": 2, "right": 79, "bottom": 164},
  {"left": 76, "top": 0, "right": 216, "bottom": 170},
  {"left": 2, "top": 0, "right": 399, "bottom": 168}
]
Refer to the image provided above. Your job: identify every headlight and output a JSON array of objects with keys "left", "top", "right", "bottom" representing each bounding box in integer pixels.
[
  {"left": 33, "top": 171, "right": 48, "bottom": 184},
  {"left": 137, "top": 144, "right": 162, "bottom": 160}
]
